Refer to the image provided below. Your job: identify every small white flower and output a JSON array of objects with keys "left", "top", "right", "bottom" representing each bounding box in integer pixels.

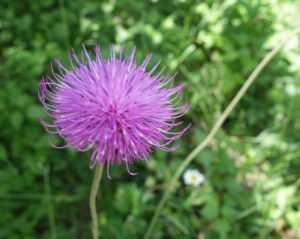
[{"left": 183, "top": 169, "right": 205, "bottom": 187}]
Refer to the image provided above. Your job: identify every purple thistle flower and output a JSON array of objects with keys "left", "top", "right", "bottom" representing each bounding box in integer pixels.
[{"left": 39, "top": 45, "right": 190, "bottom": 177}]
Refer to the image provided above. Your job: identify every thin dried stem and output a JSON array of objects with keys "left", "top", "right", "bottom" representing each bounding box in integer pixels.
[{"left": 144, "top": 25, "right": 300, "bottom": 239}]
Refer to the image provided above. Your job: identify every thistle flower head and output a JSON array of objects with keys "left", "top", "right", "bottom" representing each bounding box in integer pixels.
[{"left": 39, "top": 45, "right": 190, "bottom": 176}]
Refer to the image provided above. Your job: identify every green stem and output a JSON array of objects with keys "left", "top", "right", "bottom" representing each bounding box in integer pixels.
[
  {"left": 42, "top": 165, "right": 57, "bottom": 239},
  {"left": 144, "top": 25, "right": 300, "bottom": 239},
  {"left": 90, "top": 162, "right": 104, "bottom": 239},
  {"left": 58, "top": 0, "right": 71, "bottom": 50}
]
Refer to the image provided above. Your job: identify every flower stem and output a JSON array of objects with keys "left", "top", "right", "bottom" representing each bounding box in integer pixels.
[
  {"left": 90, "top": 162, "right": 104, "bottom": 239},
  {"left": 58, "top": 0, "right": 71, "bottom": 50},
  {"left": 144, "top": 25, "right": 300, "bottom": 239}
]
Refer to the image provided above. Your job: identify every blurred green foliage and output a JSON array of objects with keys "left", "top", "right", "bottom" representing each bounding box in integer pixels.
[{"left": 1, "top": 0, "right": 300, "bottom": 238}]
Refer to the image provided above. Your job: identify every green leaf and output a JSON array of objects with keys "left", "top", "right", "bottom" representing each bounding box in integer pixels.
[
  {"left": 201, "top": 192, "right": 219, "bottom": 221},
  {"left": 213, "top": 218, "right": 230, "bottom": 239}
]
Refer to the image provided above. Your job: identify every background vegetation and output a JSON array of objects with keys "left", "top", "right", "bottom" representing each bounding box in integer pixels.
[{"left": 1, "top": 0, "right": 300, "bottom": 238}]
